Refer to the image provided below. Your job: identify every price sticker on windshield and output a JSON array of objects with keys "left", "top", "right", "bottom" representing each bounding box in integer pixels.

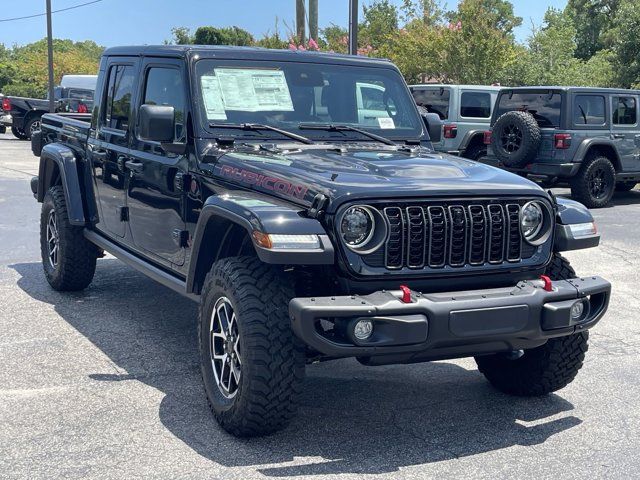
[
  {"left": 201, "top": 75, "right": 227, "bottom": 120},
  {"left": 377, "top": 117, "right": 395, "bottom": 129},
  {"left": 214, "top": 68, "right": 294, "bottom": 112}
]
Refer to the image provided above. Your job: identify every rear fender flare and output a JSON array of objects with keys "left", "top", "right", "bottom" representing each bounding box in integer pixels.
[
  {"left": 574, "top": 138, "right": 621, "bottom": 170},
  {"left": 458, "top": 129, "right": 486, "bottom": 152},
  {"left": 37, "top": 143, "right": 86, "bottom": 225},
  {"left": 186, "top": 194, "right": 334, "bottom": 294}
]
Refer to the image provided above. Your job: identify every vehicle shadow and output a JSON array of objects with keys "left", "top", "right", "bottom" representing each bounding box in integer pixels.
[
  {"left": 552, "top": 188, "right": 640, "bottom": 208},
  {"left": 11, "top": 260, "right": 581, "bottom": 476}
]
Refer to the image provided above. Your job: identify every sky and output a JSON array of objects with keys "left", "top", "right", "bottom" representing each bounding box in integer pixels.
[{"left": 0, "top": 0, "right": 568, "bottom": 48}]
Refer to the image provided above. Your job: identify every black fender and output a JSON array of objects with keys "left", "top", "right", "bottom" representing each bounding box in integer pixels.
[
  {"left": 458, "top": 129, "right": 485, "bottom": 152},
  {"left": 36, "top": 143, "right": 86, "bottom": 225},
  {"left": 186, "top": 193, "right": 335, "bottom": 294},
  {"left": 573, "top": 138, "right": 621, "bottom": 170},
  {"left": 554, "top": 197, "right": 599, "bottom": 251}
]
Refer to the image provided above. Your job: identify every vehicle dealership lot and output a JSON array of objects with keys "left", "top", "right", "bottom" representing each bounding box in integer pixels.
[{"left": 0, "top": 132, "right": 639, "bottom": 479}]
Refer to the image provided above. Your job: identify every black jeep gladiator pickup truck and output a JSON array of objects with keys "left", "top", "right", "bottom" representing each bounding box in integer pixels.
[{"left": 30, "top": 45, "right": 611, "bottom": 437}]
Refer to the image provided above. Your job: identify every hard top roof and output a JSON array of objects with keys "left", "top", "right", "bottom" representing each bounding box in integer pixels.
[
  {"left": 102, "top": 45, "right": 395, "bottom": 68},
  {"left": 497, "top": 85, "right": 640, "bottom": 95},
  {"left": 409, "top": 84, "right": 502, "bottom": 91}
]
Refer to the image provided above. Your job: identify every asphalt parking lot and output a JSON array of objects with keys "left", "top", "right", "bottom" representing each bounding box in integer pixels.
[{"left": 1, "top": 130, "right": 639, "bottom": 479}]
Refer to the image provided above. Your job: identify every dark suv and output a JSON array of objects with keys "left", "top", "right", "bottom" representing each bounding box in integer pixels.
[
  {"left": 31, "top": 46, "right": 610, "bottom": 437},
  {"left": 484, "top": 87, "right": 640, "bottom": 208}
]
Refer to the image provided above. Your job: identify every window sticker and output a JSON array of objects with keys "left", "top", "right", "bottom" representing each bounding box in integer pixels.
[
  {"left": 201, "top": 75, "right": 227, "bottom": 120},
  {"left": 214, "top": 68, "right": 294, "bottom": 112},
  {"left": 377, "top": 117, "right": 395, "bottom": 129}
]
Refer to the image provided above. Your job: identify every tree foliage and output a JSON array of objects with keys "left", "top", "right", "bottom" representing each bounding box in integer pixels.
[{"left": 0, "top": 39, "right": 103, "bottom": 98}]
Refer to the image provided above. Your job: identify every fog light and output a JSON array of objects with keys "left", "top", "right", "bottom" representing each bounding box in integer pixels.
[
  {"left": 571, "top": 301, "right": 585, "bottom": 320},
  {"left": 353, "top": 319, "right": 374, "bottom": 340}
]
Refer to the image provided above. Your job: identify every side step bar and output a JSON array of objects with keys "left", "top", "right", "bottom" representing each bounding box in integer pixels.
[{"left": 84, "top": 229, "right": 198, "bottom": 302}]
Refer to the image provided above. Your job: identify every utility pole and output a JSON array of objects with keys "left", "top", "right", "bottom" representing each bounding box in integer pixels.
[
  {"left": 46, "top": 0, "right": 55, "bottom": 113},
  {"left": 296, "top": 0, "right": 306, "bottom": 44},
  {"left": 309, "top": 0, "right": 318, "bottom": 42},
  {"left": 348, "top": 0, "right": 358, "bottom": 55}
]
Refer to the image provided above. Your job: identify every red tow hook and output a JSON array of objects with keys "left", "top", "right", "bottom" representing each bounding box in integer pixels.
[
  {"left": 399, "top": 285, "right": 412, "bottom": 303},
  {"left": 540, "top": 275, "right": 553, "bottom": 292}
]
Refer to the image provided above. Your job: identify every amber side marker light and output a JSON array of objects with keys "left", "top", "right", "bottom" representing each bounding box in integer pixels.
[{"left": 252, "top": 231, "right": 321, "bottom": 250}]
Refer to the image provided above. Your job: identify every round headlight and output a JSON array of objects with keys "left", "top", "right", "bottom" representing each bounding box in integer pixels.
[
  {"left": 340, "top": 206, "right": 374, "bottom": 247},
  {"left": 521, "top": 201, "right": 544, "bottom": 240}
]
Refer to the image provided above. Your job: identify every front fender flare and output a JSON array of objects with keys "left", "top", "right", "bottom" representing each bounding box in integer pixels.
[
  {"left": 186, "top": 194, "right": 334, "bottom": 294},
  {"left": 37, "top": 143, "right": 86, "bottom": 225}
]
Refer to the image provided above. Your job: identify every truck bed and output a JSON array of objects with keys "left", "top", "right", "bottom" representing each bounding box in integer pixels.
[{"left": 40, "top": 113, "right": 92, "bottom": 147}]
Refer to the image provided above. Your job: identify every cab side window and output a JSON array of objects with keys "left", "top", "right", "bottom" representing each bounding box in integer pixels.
[
  {"left": 103, "top": 65, "right": 135, "bottom": 131},
  {"left": 574, "top": 95, "right": 606, "bottom": 125},
  {"left": 142, "top": 67, "right": 186, "bottom": 142},
  {"left": 612, "top": 96, "right": 637, "bottom": 125},
  {"left": 460, "top": 92, "right": 491, "bottom": 118}
]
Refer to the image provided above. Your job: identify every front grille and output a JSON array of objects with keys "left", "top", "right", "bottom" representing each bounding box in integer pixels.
[{"left": 376, "top": 200, "right": 529, "bottom": 270}]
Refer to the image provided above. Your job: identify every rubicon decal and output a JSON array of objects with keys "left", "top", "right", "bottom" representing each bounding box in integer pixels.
[{"left": 219, "top": 165, "right": 309, "bottom": 200}]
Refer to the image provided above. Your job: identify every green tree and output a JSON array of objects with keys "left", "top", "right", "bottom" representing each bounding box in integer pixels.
[
  {"left": 193, "top": 26, "right": 254, "bottom": 46},
  {"left": 565, "top": 0, "right": 620, "bottom": 59},
  {"left": 606, "top": 0, "right": 640, "bottom": 87},
  {"left": 1, "top": 39, "right": 103, "bottom": 98},
  {"left": 384, "top": 0, "right": 518, "bottom": 84},
  {"left": 360, "top": 0, "right": 399, "bottom": 50},
  {"left": 168, "top": 27, "right": 194, "bottom": 45},
  {"left": 507, "top": 8, "right": 615, "bottom": 87}
]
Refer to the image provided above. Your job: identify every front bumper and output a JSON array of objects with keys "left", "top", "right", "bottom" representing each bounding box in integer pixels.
[{"left": 289, "top": 276, "right": 610, "bottom": 361}]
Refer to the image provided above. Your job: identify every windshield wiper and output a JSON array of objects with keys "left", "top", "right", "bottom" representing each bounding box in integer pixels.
[
  {"left": 208, "top": 122, "right": 314, "bottom": 145},
  {"left": 298, "top": 123, "right": 396, "bottom": 146}
]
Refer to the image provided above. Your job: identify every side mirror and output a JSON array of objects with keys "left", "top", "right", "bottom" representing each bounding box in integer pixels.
[
  {"left": 139, "top": 104, "right": 175, "bottom": 143},
  {"left": 421, "top": 112, "right": 442, "bottom": 143}
]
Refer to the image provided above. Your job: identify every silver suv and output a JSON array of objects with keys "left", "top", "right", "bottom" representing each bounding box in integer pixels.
[{"left": 409, "top": 84, "right": 500, "bottom": 160}]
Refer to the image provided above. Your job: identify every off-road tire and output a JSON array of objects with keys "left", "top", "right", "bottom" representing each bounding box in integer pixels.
[
  {"left": 24, "top": 115, "right": 42, "bottom": 139},
  {"left": 491, "top": 111, "right": 541, "bottom": 168},
  {"left": 40, "top": 186, "right": 98, "bottom": 291},
  {"left": 570, "top": 155, "right": 616, "bottom": 208},
  {"left": 198, "top": 256, "right": 305, "bottom": 437},
  {"left": 463, "top": 142, "right": 487, "bottom": 161},
  {"left": 11, "top": 126, "right": 27, "bottom": 140},
  {"left": 475, "top": 253, "right": 589, "bottom": 396},
  {"left": 616, "top": 181, "right": 636, "bottom": 192}
]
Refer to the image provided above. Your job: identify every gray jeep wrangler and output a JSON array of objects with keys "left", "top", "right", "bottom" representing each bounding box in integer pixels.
[{"left": 484, "top": 87, "right": 640, "bottom": 208}]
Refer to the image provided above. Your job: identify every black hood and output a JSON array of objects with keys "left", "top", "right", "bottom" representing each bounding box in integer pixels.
[{"left": 208, "top": 145, "right": 546, "bottom": 213}]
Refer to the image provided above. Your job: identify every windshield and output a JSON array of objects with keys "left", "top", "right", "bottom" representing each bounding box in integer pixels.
[
  {"left": 194, "top": 59, "right": 423, "bottom": 142},
  {"left": 496, "top": 91, "right": 562, "bottom": 128}
]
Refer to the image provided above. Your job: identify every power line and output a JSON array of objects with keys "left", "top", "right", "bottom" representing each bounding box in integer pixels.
[{"left": 0, "top": 0, "right": 104, "bottom": 23}]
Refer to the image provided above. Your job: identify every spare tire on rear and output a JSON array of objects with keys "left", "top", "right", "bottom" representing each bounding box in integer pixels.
[{"left": 491, "top": 111, "right": 541, "bottom": 168}]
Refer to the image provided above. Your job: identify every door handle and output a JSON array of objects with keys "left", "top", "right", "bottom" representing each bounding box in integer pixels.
[
  {"left": 612, "top": 133, "right": 625, "bottom": 139},
  {"left": 124, "top": 159, "right": 144, "bottom": 173}
]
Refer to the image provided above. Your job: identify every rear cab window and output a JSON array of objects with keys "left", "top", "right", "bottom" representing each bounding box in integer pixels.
[
  {"left": 411, "top": 87, "right": 450, "bottom": 120},
  {"left": 495, "top": 90, "right": 562, "bottom": 128},
  {"left": 460, "top": 91, "right": 491, "bottom": 118}
]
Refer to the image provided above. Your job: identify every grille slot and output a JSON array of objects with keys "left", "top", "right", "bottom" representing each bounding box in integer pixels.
[
  {"left": 448, "top": 206, "right": 467, "bottom": 267},
  {"left": 487, "top": 204, "right": 505, "bottom": 264},
  {"left": 506, "top": 204, "right": 522, "bottom": 261},
  {"left": 373, "top": 199, "right": 532, "bottom": 270},
  {"left": 384, "top": 207, "right": 404, "bottom": 269},
  {"left": 427, "top": 206, "right": 447, "bottom": 267},
  {"left": 406, "top": 207, "right": 427, "bottom": 268},
  {"left": 468, "top": 205, "right": 487, "bottom": 265}
]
